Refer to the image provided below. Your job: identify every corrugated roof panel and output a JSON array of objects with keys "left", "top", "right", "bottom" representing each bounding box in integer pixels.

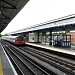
[{"left": 0, "top": 0, "right": 29, "bottom": 32}]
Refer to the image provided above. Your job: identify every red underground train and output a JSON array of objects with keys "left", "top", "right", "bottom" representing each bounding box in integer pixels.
[{"left": 1, "top": 35, "right": 25, "bottom": 45}]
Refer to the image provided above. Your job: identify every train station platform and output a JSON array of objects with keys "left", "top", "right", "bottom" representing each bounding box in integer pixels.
[
  {"left": 26, "top": 42, "right": 75, "bottom": 56},
  {"left": 0, "top": 57, "right": 3, "bottom": 75},
  {"left": 0, "top": 43, "right": 17, "bottom": 75}
]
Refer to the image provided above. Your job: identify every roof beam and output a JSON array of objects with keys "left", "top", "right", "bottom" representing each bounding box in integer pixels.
[
  {"left": 0, "top": 20, "right": 8, "bottom": 24},
  {"left": 2, "top": 5, "right": 17, "bottom": 9},
  {"left": 0, "top": 23, "right": 6, "bottom": 24},
  {"left": 1, "top": 0, "right": 16, "bottom": 7},
  {"left": 0, "top": 0, "right": 1, "bottom": 14},
  {"left": 1, "top": 13, "right": 10, "bottom": 19},
  {"left": 0, "top": 18, "right": 10, "bottom": 20}
]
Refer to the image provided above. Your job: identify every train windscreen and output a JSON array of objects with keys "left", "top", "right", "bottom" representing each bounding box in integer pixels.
[{"left": 16, "top": 36, "right": 24, "bottom": 41}]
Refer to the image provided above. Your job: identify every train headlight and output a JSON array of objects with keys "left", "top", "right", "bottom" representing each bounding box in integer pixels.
[{"left": 13, "top": 40, "right": 15, "bottom": 42}]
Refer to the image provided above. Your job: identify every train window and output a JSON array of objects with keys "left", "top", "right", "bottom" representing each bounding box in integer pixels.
[{"left": 16, "top": 36, "right": 24, "bottom": 41}]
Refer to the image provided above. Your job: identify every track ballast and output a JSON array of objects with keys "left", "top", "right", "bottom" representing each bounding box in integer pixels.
[{"left": 1, "top": 40, "right": 75, "bottom": 75}]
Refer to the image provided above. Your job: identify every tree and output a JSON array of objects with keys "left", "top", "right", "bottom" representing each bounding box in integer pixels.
[
  {"left": 3, "top": 34, "right": 9, "bottom": 36},
  {"left": 0, "top": 34, "right": 2, "bottom": 37}
]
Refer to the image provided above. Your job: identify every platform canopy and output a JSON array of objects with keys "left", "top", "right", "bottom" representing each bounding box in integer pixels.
[
  {"left": 10, "top": 14, "right": 75, "bottom": 34},
  {"left": 0, "top": 0, "right": 29, "bottom": 33}
]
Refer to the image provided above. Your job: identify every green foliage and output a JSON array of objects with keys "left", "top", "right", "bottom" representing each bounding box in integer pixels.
[
  {"left": 3, "top": 34, "right": 9, "bottom": 36},
  {"left": 0, "top": 34, "right": 2, "bottom": 37}
]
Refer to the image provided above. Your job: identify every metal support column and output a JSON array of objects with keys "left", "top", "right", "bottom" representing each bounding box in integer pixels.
[
  {"left": 45, "top": 31, "right": 46, "bottom": 45},
  {"left": 49, "top": 30, "right": 52, "bottom": 45},
  {"left": 37, "top": 31, "right": 39, "bottom": 43},
  {"left": 66, "top": 35, "right": 67, "bottom": 46},
  {"left": 42, "top": 31, "right": 46, "bottom": 44}
]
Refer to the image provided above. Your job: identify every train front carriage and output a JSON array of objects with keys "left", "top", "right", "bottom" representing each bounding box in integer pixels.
[{"left": 15, "top": 36, "right": 25, "bottom": 45}]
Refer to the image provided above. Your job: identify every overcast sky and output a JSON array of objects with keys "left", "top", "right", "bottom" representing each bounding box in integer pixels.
[{"left": 1, "top": 0, "right": 75, "bottom": 34}]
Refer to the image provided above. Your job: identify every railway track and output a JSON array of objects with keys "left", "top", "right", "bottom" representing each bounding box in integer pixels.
[
  {"left": 1, "top": 40, "right": 75, "bottom": 75},
  {"left": 19, "top": 46, "right": 75, "bottom": 75},
  {"left": 20, "top": 46, "right": 75, "bottom": 69},
  {"left": 2, "top": 45, "right": 39, "bottom": 75},
  {"left": 1, "top": 40, "right": 56, "bottom": 75}
]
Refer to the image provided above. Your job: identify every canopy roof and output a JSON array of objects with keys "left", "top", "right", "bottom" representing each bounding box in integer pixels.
[
  {"left": 0, "top": 0, "right": 29, "bottom": 32},
  {"left": 10, "top": 14, "right": 75, "bottom": 34}
]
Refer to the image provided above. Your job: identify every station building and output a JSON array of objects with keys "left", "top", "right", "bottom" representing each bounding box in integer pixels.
[{"left": 10, "top": 14, "right": 75, "bottom": 47}]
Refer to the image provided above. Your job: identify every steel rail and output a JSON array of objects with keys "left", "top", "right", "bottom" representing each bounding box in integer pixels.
[
  {"left": 11, "top": 46, "right": 51, "bottom": 75},
  {"left": 5, "top": 46, "right": 38, "bottom": 75},
  {"left": 1, "top": 40, "right": 52, "bottom": 75},
  {"left": 2, "top": 45, "right": 24, "bottom": 75},
  {"left": 19, "top": 46, "right": 75, "bottom": 75},
  {"left": 1, "top": 41, "right": 36, "bottom": 75},
  {"left": 2, "top": 40, "right": 75, "bottom": 75},
  {"left": 1, "top": 40, "right": 61, "bottom": 75},
  {"left": 23, "top": 46, "right": 75, "bottom": 70}
]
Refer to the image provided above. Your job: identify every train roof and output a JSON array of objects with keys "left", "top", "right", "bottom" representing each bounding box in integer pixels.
[
  {"left": 2, "top": 35, "right": 24, "bottom": 38},
  {"left": 2, "top": 36, "right": 18, "bottom": 38}
]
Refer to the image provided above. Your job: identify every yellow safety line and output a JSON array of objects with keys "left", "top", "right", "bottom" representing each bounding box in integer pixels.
[{"left": 0, "top": 57, "right": 3, "bottom": 75}]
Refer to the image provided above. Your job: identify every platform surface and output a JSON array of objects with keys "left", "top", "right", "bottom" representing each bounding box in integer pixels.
[
  {"left": 0, "top": 57, "right": 3, "bottom": 75},
  {"left": 0, "top": 43, "right": 17, "bottom": 75},
  {"left": 26, "top": 42, "right": 75, "bottom": 56}
]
